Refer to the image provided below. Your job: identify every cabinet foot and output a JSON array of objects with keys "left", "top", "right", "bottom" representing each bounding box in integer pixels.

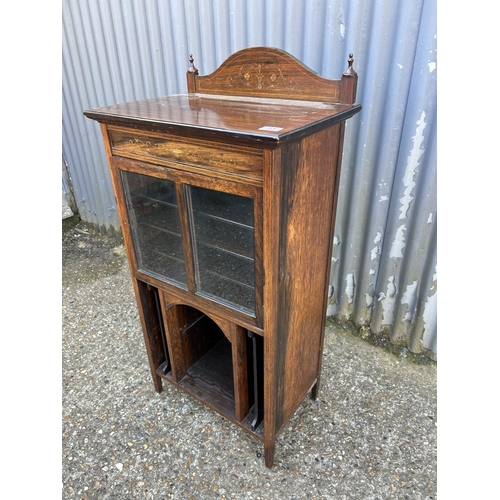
[
  {"left": 264, "top": 443, "right": 275, "bottom": 468},
  {"left": 152, "top": 375, "right": 163, "bottom": 393},
  {"left": 311, "top": 378, "right": 320, "bottom": 400}
]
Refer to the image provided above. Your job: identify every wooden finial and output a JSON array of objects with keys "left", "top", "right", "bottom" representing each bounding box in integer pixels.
[
  {"left": 186, "top": 54, "right": 198, "bottom": 93},
  {"left": 340, "top": 53, "right": 358, "bottom": 103},
  {"left": 188, "top": 54, "right": 198, "bottom": 74},
  {"left": 343, "top": 53, "right": 357, "bottom": 77}
]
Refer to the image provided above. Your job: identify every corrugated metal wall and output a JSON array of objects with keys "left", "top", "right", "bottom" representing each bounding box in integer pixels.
[{"left": 62, "top": 0, "right": 437, "bottom": 358}]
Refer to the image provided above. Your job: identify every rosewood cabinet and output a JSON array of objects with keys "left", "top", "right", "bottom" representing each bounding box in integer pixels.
[{"left": 84, "top": 47, "right": 361, "bottom": 467}]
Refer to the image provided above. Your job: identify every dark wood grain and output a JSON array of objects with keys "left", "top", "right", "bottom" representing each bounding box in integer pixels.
[
  {"left": 312, "top": 121, "right": 347, "bottom": 400},
  {"left": 108, "top": 125, "right": 264, "bottom": 181},
  {"left": 108, "top": 154, "right": 264, "bottom": 331},
  {"left": 228, "top": 322, "right": 250, "bottom": 422},
  {"left": 189, "top": 47, "right": 354, "bottom": 103},
  {"left": 133, "top": 280, "right": 169, "bottom": 393},
  {"left": 85, "top": 47, "right": 361, "bottom": 469},
  {"left": 262, "top": 146, "right": 282, "bottom": 468},
  {"left": 275, "top": 126, "right": 342, "bottom": 430},
  {"left": 186, "top": 54, "right": 198, "bottom": 93},
  {"left": 84, "top": 94, "right": 360, "bottom": 147},
  {"left": 160, "top": 299, "right": 187, "bottom": 382},
  {"left": 340, "top": 54, "right": 359, "bottom": 104},
  {"left": 156, "top": 299, "right": 250, "bottom": 423},
  {"left": 175, "top": 183, "right": 197, "bottom": 293},
  {"left": 157, "top": 368, "right": 265, "bottom": 442}
]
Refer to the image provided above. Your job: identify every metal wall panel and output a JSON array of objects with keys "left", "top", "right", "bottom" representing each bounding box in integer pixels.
[{"left": 62, "top": 0, "right": 437, "bottom": 357}]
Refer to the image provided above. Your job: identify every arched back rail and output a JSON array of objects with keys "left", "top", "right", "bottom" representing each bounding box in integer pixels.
[{"left": 187, "top": 47, "right": 358, "bottom": 104}]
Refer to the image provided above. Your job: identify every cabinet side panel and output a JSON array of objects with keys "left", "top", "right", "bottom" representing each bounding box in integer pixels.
[{"left": 275, "top": 126, "right": 341, "bottom": 430}]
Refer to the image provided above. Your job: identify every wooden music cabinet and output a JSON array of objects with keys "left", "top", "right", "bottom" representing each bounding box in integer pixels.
[{"left": 84, "top": 47, "right": 361, "bottom": 467}]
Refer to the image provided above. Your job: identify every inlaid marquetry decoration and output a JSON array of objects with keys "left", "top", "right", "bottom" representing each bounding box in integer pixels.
[
  {"left": 191, "top": 46, "right": 357, "bottom": 103},
  {"left": 108, "top": 126, "right": 263, "bottom": 180},
  {"left": 84, "top": 46, "right": 360, "bottom": 469},
  {"left": 227, "top": 63, "right": 297, "bottom": 91}
]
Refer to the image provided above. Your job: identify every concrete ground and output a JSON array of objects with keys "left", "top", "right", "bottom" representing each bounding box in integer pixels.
[{"left": 62, "top": 221, "right": 437, "bottom": 499}]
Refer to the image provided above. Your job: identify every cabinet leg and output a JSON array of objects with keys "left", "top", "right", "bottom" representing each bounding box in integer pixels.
[
  {"left": 133, "top": 280, "right": 167, "bottom": 394},
  {"left": 152, "top": 374, "right": 163, "bottom": 393},
  {"left": 264, "top": 442, "right": 275, "bottom": 468},
  {"left": 311, "top": 379, "right": 320, "bottom": 400}
]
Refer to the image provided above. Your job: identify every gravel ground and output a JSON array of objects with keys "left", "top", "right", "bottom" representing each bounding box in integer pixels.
[{"left": 62, "top": 222, "right": 437, "bottom": 499}]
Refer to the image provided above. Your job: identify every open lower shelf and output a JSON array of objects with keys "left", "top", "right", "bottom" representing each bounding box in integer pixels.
[{"left": 155, "top": 336, "right": 264, "bottom": 441}]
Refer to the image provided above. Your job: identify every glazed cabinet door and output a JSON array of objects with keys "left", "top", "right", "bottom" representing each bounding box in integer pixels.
[
  {"left": 121, "top": 171, "right": 188, "bottom": 288},
  {"left": 116, "top": 160, "right": 263, "bottom": 327},
  {"left": 187, "top": 185, "right": 255, "bottom": 315}
]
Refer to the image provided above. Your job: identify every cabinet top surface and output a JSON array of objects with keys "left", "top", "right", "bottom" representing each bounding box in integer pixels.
[{"left": 84, "top": 94, "right": 361, "bottom": 145}]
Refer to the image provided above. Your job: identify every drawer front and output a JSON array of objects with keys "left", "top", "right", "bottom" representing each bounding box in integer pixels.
[{"left": 108, "top": 127, "right": 263, "bottom": 180}]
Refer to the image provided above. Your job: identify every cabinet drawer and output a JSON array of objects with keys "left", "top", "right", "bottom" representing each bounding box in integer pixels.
[{"left": 108, "top": 126, "right": 263, "bottom": 180}]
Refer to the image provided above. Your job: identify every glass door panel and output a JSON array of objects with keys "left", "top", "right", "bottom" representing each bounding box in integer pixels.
[
  {"left": 121, "top": 171, "right": 187, "bottom": 287},
  {"left": 188, "top": 186, "right": 255, "bottom": 314}
]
